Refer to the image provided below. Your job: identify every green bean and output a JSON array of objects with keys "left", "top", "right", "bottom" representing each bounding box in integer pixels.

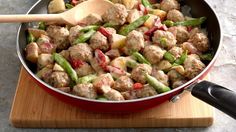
[
  {"left": 77, "top": 74, "right": 97, "bottom": 84},
  {"left": 145, "top": 73, "right": 171, "bottom": 93},
  {"left": 96, "top": 95, "right": 108, "bottom": 101},
  {"left": 132, "top": 52, "right": 151, "bottom": 65},
  {"left": 159, "top": 37, "right": 167, "bottom": 48},
  {"left": 164, "top": 52, "right": 175, "bottom": 63},
  {"left": 163, "top": 17, "right": 207, "bottom": 27},
  {"left": 141, "top": 0, "right": 153, "bottom": 8},
  {"left": 79, "top": 25, "right": 99, "bottom": 32},
  {"left": 38, "top": 22, "right": 46, "bottom": 30},
  {"left": 119, "top": 15, "right": 150, "bottom": 36},
  {"left": 27, "top": 32, "right": 35, "bottom": 44},
  {"left": 126, "top": 60, "right": 138, "bottom": 68},
  {"left": 65, "top": 3, "right": 74, "bottom": 9},
  {"left": 173, "top": 50, "right": 188, "bottom": 65},
  {"left": 73, "top": 29, "right": 96, "bottom": 44},
  {"left": 200, "top": 53, "right": 214, "bottom": 61},
  {"left": 53, "top": 53, "right": 79, "bottom": 83}
]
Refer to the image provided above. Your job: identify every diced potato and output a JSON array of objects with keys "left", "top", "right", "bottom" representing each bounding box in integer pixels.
[
  {"left": 109, "top": 34, "right": 126, "bottom": 49},
  {"left": 38, "top": 54, "right": 54, "bottom": 69},
  {"left": 171, "top": 65, "right": 185, "bottom": 75},
  {"left": 25, "top": 42, "right": 39, "bottom": 63},
  {"left": 144, "top": 14, "right": 158, "bottom": 28},
  {"left": 53, "top": 63, "right": 64, "bottom": 72},
  {"left": 28, "top": 28, "right": 48, "bottom": 39},
  {"left": 110, "top": 57, "right": 127, "bottom": 71},
  {"left": 150, "top": 9, "right": 167, "bottom": 20},
  {"left": 48, "top": 0, "right": 66, "bottom": 14},
  {"left": 122, "top": 0, "right": 138, "bottom": 9},
  {"left": 93, "top": 73, "right": 114, "bottom": 93}
]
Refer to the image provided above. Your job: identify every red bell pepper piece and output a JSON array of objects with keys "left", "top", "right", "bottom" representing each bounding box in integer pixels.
[
  {"left": 39, "top": 42, "right": 55, "bottom": 54},
  {"left": 138, "top": 3, "right": 148, "bottom": 15},
  {"left": 133, "top": 83, "right": 143, "bottom": 90},
  {"left": 71, "top": 0, "right": 79, "bottom": 5},
  {"left": 95, "top": 49, "right": 108, "bottom": 70},
  {"left": 106, "top": 65, "right": 126, "bottom": 75},
  {"left": 98, "top": 27, "right": 111, "bottom": 38},
  {"left": 70, "top": 58, "right": 85, "bottom": 69}
]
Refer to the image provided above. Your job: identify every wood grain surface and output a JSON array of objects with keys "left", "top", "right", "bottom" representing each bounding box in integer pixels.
[{"left": 9, "top": 68, "right": 214, "bottom": 128}]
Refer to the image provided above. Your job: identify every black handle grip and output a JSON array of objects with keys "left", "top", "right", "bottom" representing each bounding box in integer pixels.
[{"left": 191, "top": 81, "right": 236, "bottom": 119}]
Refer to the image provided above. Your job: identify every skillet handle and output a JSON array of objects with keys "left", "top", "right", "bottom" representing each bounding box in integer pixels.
[{"left": 191, "top": 81, "right": 236, "bottom": 119}]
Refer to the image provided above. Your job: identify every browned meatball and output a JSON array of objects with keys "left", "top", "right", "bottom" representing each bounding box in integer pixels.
[
  {"left": 136, "top": 26, "right": 149, "bottom": 35},
  {"left": 73, "top": 83, "right": 97, "bottom": 99},
  {"left": 131, "top": 64, "right": 152, "bottom": 84},
  {"left": 68, "top": 25, "right": 82, "bottom": 44},
  {"left": 127, "top": 9, "right": 141, "bottom": 23},
  {"left": 80, "top": 13, "right": 103, "bottom": 26},
  {"left": 89, "top": 31, "right": 109, "bottom": 51},
  {"left": 46, "top": 25, "right": 70, "bottom": 50},
  {"left": 167, "top": 9, "right": 184, "bottom": 22},
  {"left": 168, "top": 46, "right": 183, "bottom": 59},
  {"left": 168, "top": 26, "right": 189, "bottom": 44},
  {"left": 160, "top": 0, "right": 180, "bottom": 12},
  {"left": 184, "top": 54, "right": 206, "bottom": 79},
  {"left": 49, "top": 72, "right": 70, "bottom": 88},
  {"left": 167, "top": 70, "right": 183, "bottom": 83},
  {"left": 172, "top": 79, "right": 187, "bottom": 88},
  {"left": 152, "top": 30, "right": 176, "bottom": 50},
  {"left": 68, "top": 44, "right": 93, "bottom": 62},
  {"left": 143, "top": 45, "right": 165, "bottom": 64},
  {"left": 75, "top": 63, "right": 94, "bottom": 77},
  {"left": 105, "top": 27, "right": 117, "bottom": 34},
  {"left": 152, "top": 70, "right": 169, "bottom": 86},
  {"left": 125, "top": 30, "right": 144, "bottom": 54},
  {"left": 181, "top": 42, "right": 199, "bottom": 54},
  {"left": 102, "top": 3, "right": 128, "bottom": 25},
  {"left": 136, "top": 85, "right": 158, "bottom": 98},
  {"left": 104, "top": 89, "right": 125, "bottom": 101},
  {"left": 122, "top": 85, "right": 157, "bottom": 100},
  {"left": 189, "top": 33, "right": 209, "bottom": 52},
  {"left": 113, "top": 76, "right": 134, "bottom": 92},
  {"left": 93, "top": 73, "right": 114, "bottom": 93}
]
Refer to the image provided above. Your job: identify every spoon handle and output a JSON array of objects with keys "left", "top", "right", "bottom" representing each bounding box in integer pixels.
[{"left": 0, "top": 14, "right": 62, "bottom": 23}]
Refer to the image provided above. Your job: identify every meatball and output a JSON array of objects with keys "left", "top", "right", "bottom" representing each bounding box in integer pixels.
[
  {"left": 37, "top": 34, "right": 50, "bottom": 45},
  {"left": 184, "top": 54, "right": 206, "bottom": 79},
  {"left": 73, "top": 83, "right": 97, "bottom": 99},
  {"left": 152, "top": 30, "right": 176, "bottom": 50},
  {"left": 143, "top": 45, "right": 165, "bottom": 64},
  {"left": 90, "top": 58, "right": 105, "bottom": 74},
  {"left": 172, "top": 79, "right": 187, "bottom": 88},
  {"left": 105, "top": 49, "right": 120, "bottom": 59},
  {"left": 37, "top": 54, "right": 54, "bottom": 69},
  {"left": 127, "top": 9, "right": 141, "bottom": 23},
  {"left": 136, "top": 85, "right": 158, "bottom": 98},
  {"left": 68, "top": 25, "right": 82, "bottom": 44},
  {"left": 37, "top": 66, "right": 53, "bottom": 82},
  {"left": 93, "top": 73, "right": 114, "bottom": 93},
  {"left": 189, "top": 33, "right": 209, "bottom": 52},
  {"left": 68, "top": 44, "right": 93, "bottom": 62},
  {"left": 46, "top": 25, "right": 70, "bottom": 50},
  {"left": 113, "top": 76, "right": 134, "bottom": 92},
  {"left": 168, "top": 46, "right": 183, "bottom": 59},
  {"left": 167, "top": 9, "right": 184, "bottom": 22},
  {"left": 80, "top": 13, "right": 103, "bottom": 26},
  {"left": 168, "top": 26, "right": 189, "bottom": 44},
  {"left": 152, "top": 70, "right": 169, "bottom": 86},
  {"left": 167, "top": 70, "right": 183, "bottom": 83},
  {"left": 160, "top": 0, "right": 180, "bottom": 12},
  {"left": 181, "top": 42, "right": 199, "bottom": 54},
  {"left": 104, "top": 89, "right": 125, "bottom": 101},
  {"left": 49, "top": 72, "right": 70, "bottom": 88},
  {"left": 105, "top": 27, "right": 117, "bottom": 35},
  {"left": 122, "top": 85, "right": 157, "bottom": 99},
  {"left": 75, "top": 63, "right": 94, "bottom": 77},
  {"left": 189, "top": 27, "right": 201, "bottom": 38},
  {"left": 131, "top": 64, "right": 152, "bottom": 84},
  {"left": 125, "top": 30, "right": 144, "bottom": 54},
  {"left": 102, "top": 3, "right": 128, "bottom": 25},
  {"left": 89, "top": 31, "right": 109, "bottom": 51}
]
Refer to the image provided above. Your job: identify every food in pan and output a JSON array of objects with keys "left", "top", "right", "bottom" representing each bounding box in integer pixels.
[{"left": 25, "top": 0, "right": 213, "bottom": 101}]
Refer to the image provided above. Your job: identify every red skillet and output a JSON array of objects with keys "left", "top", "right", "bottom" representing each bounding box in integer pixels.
[{"left": 16, "top": 0, "right": 236, "bottom": 119}]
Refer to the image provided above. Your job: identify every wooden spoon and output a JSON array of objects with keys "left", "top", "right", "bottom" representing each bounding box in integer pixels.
[{"left": 0, "top": 0, "right": 114, "bottom": 25}]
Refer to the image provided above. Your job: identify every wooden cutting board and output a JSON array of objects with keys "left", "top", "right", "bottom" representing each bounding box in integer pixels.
[{"left": 9, "top": 68, "right": 214, "bottom": 128}]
